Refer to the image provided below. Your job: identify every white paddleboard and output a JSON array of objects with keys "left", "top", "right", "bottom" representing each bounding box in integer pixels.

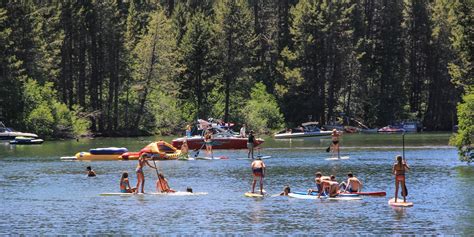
[
  {"left": 288, "top": 192, "right": 361, "bottom": 200},
  {"left": 325, "top": 156, "right": 350, "bottom": 160},
  {"left": 237, "top": 156, "right": 271, "bottom": 160},
  {"left": 388, "top": 198, "right": 413, "bottom": 207},
  {"left": 60, "top": 156, "right": 77, "bottom": 161},
  {"left": 100, "top": 191, "right": 208, "bottom": 196}
]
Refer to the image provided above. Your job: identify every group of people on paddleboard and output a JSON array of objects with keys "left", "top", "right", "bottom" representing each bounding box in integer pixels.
[{"left": 118, "top": 154, "right": 176, "bottom": 194}]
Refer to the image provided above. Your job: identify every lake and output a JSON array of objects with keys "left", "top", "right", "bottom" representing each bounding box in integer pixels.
[{"left": 0, "top": 133, "right": 473, "bottom": 235}]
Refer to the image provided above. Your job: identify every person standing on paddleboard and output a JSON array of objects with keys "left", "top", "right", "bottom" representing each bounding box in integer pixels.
[
  {"left": 204, "top": 129, "right": 213, "bottom": 158},
  {"left": 247, "top": 130, "right": 255, "bottom": 159},
  {"left": 251, "top": 157, "right": 266, "bottom": 195},
  {"left": 134, "top": 153, "right": 158, "bottom": 194},
  {"left": 331, "top": 129, "right": 342, "bottom": 158},
  {"left": 392, "top": 155, "right": 410, "bottom": 202}
]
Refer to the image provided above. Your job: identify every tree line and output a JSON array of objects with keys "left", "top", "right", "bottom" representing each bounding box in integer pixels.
[{"left": 0, "top": 0, "right": 472, "bottom": 138}]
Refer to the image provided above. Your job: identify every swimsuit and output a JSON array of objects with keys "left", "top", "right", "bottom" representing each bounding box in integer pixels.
[
  {"left": 136, "top": 167, "right": 143, "bottom": 174},
  {"left": 396, "top": 174, "right": 405, "bottom": 181},
  {"left": 252, "top": 167, "right": 263, "bottom": 177},
  {"left": 332, "top": 140, "right": 339, "bottom": 145},
  {"left": 120, "top": 180, "right": 129, "bottom": 193}
]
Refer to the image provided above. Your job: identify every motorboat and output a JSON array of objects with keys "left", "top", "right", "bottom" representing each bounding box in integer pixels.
[
  {"left": 9, "top": 136, "right": 44, "bottom": 145},
  {"left": 172, "top": 126, "right": 264, "bottom": 150},
  {"left": 0, "top": 122, "right": 38, "bottom": 140},
  {"left": 274, "top": 122, "right": 332, "bottom": 139},
  {"left": 377, "top": 125, "right": 405, "bottom": 133}
]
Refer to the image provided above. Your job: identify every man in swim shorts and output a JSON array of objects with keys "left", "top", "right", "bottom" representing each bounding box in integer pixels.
[
  {"left": 340, "top": 172, "right": 362, "bottom": 193},
  {"left": 251, "top": 157, "right": 266, "bottom": 195},
  {"left": 318, "top": 175, "right": 340, "bottom": 198}
]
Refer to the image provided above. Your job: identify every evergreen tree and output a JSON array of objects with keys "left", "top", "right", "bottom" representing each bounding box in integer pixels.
[{"left": 215, "top": 0, "right": 254, "bottom": 123}]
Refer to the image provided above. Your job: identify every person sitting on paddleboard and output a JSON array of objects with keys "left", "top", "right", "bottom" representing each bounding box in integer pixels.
[
  {"left": 180, "top": 139, "right": 189, "bottom": 158},
  {"left": 392, "top": 155, "right": 410, "bottom": 203},
  {"left": 251, "top": 157, "right": 266, "bottom": 195},
  {"left": 318, "top": 175, "right": 340, "bottom": 198},
  {"left": 331, "top": 129, "right": 342, "bottom": 158},
  {"left": 204, "top": 129, "right": 213, "bottom": 158},
  {"left": 120, "top": 172, "right": 136, "bottom": 193},
  {"left": 86, "top": 166, "right": 96, "bottom": 177},
  {"left": 247, "top": 130, "right": 255, "bottom": 159},
  {"left": 279, "top": 185, "right": 291, "bottom": 196},
  {"left": 156, "top": 173, "right": 175, "bottom": 193},
  {"left": 308, "top": 172, "right": 330, "bottom": 194},
  {"left": 340, "top": 172, "right": 362, "bottom": 193},
  {"left": 134, "top": 153, "right": 158, "bottom": 194}
]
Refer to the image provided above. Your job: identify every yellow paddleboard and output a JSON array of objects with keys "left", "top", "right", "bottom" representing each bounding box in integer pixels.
[
  {"left": 244, "top": 192, "right": 264, "bottom": 198},
  {"left": 388, "top": 198, "right": 413, "bottom": 207}
]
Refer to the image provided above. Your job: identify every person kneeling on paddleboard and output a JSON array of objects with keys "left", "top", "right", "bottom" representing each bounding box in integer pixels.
[
  {"left": 120, "top": 172, "right": 136, "bottom": 193},
  {"left": 392, "top": 155, "right": 410, "bottom": 203},
  {"left": 339, "top": 172, "right": 362, "bottom": 193},
  {"left": 156, "top": 173, "right": 175, "bottom": 193},
  {"left": 308, "top": 172, "right": 330, "bottom": 195},
  {"left": 251, "top": 157, "right": 266, "bottom": 195},
  {"left": 318, "top": 175, "right": 340, "bottom": 198}
]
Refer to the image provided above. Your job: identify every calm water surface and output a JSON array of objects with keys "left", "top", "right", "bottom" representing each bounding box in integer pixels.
[{"left": 1, "top": 133, "right": 473, "bottom": 235}]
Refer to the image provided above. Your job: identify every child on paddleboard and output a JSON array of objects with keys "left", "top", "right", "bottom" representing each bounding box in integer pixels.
[
  {"left": 120, "top": 172, "right": 136, "bottom": 193},
  {"left": 86, "top": 166, "right": 96, "bottom": 177},
  {"left": 318, "top": 175, "right": 340, "bottom": 198},
  {"left": 251, "top": 157, "right": 266, "bottom": 195},
  {"left": 156, "top": 173, "right": 175, "bottom": 193}
]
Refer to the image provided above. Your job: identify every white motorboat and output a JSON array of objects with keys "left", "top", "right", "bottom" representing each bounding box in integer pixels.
[
  {"left": 274, "top": 122, "right": 332, "bottom": 139},
  {"left": 0, "top": 122, "right": 38, "bottom": 140}
]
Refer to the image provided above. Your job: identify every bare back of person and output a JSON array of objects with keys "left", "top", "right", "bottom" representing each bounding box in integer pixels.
[{"left": 347, "top": 177, "right": 361, "bottom": 192}]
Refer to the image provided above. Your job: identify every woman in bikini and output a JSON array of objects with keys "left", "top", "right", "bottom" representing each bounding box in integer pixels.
[
  {"left": 392, "top": 155, "right": 410, "bottom": 202},
  {"left": 204, "top": 129, "right": 213, "bottom": 158},
  {"left": 134, "top": 153, "right": 157, "bottom": 194}
]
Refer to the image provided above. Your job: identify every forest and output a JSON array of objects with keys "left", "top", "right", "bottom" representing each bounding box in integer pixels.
[{"left": 0, "top": 0, "right": 472, "bottom": 139}]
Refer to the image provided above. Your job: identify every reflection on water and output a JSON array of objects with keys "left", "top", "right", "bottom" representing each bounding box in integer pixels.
[{"left": 0, "top": 133, "right": 472, "bottom": 235}]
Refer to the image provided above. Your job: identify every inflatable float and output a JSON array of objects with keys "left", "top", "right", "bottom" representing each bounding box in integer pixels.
[{"left": 139, "top": 141, "right": 182, "bottom": 160}]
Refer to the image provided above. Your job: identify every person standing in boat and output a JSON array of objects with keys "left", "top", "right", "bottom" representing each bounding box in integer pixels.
[
  {"left": 331, "top": 129, "right": 342, "bottom": 158},
  {"left": 247, "top": 130, "right": 255, "bottom": 159},
  {"left": 240, "top": 124, "right": 247, "bottom": 138},
  {"left": 392, "top": 155, "right": 410, "bottom": 203},
  {"left": 134, "top": 153, "right": 158, "bottom": 194},
  {"left": 185, "top": 124, "right": 192, "bottom": 137},
  {"left": 204, "top": 129, "right": 213, "bottom": 158}
]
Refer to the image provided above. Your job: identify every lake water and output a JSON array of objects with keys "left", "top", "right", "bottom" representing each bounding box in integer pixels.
[{"left": 1, "top": 133, "right": 473, "bottom": 235}]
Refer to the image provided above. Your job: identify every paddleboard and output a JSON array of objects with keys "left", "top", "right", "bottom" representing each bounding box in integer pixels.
[
  {"left": 288, "top": 192, "right": 362, "bottom": 200},
  {"left": 325, "top": 156, "right": 350, "bottom": 160},
  {"left": 388, "top": 198, "right": 413, "bottom": 207},
  {"left": 244, "top": 192, "right": 265, "bottom": 198},
  {"left": 195, "top": 156, "right": 228, "bottom": 160},
  {"left": 100, "top": 191, "right": 207, "bottom": 196},
  {"left": 237, "top": 155, "right": 271, "bottom": 160},
  {"left": 60, "top": 156, "right": 77, "bottom": 161},
  {"left": 294, "top": 191, "right": 359, "bottom": 198},
  {"left": 350, "top": 191, "right": 386, "bottom": 196}
]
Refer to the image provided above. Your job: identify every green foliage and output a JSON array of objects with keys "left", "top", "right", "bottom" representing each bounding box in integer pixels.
[
  {"left": 244, "top": 82, "right": 284, "bottom": 133},
  {"left": 23, "top": 80, "right": 90, "bottom": 138},
  {"left": 450, "top": 92, "right": 474, "bottom": 162}
]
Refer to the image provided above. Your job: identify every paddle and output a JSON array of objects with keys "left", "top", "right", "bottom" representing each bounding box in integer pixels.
[
  {"left": 194, "top": 142, "right": 206, "bottom": 158},
  {"left": 402, "top": 132, "right": 408, "bottom": 197},
  {"left": 326, "top": 145, "right": 331, "bottom": 153}
]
